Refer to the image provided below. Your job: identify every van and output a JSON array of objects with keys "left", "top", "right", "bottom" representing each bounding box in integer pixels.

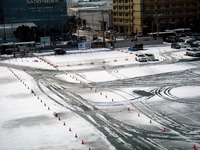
[
  {"left": 186, "top": 47, "right": 200, "bottom": 57},
  {"left": 145, "top": 53, "right": 155, "bottom": 61}
]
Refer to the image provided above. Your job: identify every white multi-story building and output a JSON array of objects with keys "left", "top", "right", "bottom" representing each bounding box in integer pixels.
[{"left": 68, "top": 6, "right": 112, "bottom": 31}]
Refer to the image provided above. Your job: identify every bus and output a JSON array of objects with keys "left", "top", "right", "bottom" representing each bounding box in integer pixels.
[
  {"left": 148, "top": 31, "right": 176, "bottom": 38},
  {"left": 149, "top": 28, "right": 191, "bottom": 37},
  {"left": 148, "top": 31, "right": 176, "bottom": 42},
  {"left": 165, "top": 28, "right": 191, "bottom": 36},
  {"left": 0, "top": 41, "right": 36, "bottom": 55}
]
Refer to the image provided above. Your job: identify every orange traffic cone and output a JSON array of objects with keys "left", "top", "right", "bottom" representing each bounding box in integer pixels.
[
  {"left": 81, "top": 140, "right": 84, "bottom": 144},
  {"left": 53, "top": 112, "right": 57, "bottom": 117},
  {"left": 193, "top": 144, "right": 197, "bottom": 150}
]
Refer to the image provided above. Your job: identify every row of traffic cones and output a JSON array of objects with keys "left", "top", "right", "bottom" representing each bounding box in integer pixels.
[
  {"left": 53, "top": 111, "right": 87, "bottom": 146},
  {"left": 38, "top": 56, "right": 58, "bottom": 70},
  {"left": 8, "top": 68, "right": 93, "bottom": 149},
  {"left": 90, "top": 88, "right": 115, "bottom": 102}
]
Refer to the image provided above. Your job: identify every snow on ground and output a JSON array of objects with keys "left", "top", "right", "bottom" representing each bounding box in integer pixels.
[
  {"left": 171, "top": 86, "right": 200, "bottom": 98},
  {"left": 0, "top": 45, "right": 194, "bottom": 71},
  {"left": 74, "top": 63, "right": 195, "bottom": 83},
  {"left": 0, "top": 67, "right": 116, "bottom": 150},
  {"left": 1, "top": 44, "right": 200, "bottom": 149},
  {"left": 1, "top": 57, "right": 54, "bottom": 70}
]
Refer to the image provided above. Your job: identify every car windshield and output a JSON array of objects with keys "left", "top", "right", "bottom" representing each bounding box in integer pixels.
[
  {"left": 138, "top": 54, "right": 145, "bottom": 57},
  {"left": 145, "top": 54, "right": 153, "bottom": 56}
]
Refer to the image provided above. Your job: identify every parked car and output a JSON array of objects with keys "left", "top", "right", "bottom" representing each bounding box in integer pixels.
[
  {"left": 186, "top": 47, "right": 200, "bottom": 57},
  {"left": 128, "top": 46, "right": 139, "bottom": 51},
  {"left": 179, "top": 42, "right": 191, "bottom": 48},
  {"left": 128, "top": 43, "right": 143, "bottom": 51},
  {"left": 171, "top": 43, "right": 181, "bottom": 49},
  {"left": 192, "top": 41, "right": 200, "bottom": 47},
  {"left": 164, "top": 37, "right": 176, "bottom": 43},
  {"left": 79, "top": 36, "right": 86, "bottom": 42},
  {"left": 135, "top": 43, "right": 143, "bottom": 50},
  {"left": 135, "top": 53, "right": 147, "bottom": 62},
  {"left": 54, "top": 48, "right": 66, "bottom": 55},
  {"left": 145, "top": 53, "right": 155, "bottom": 61}
]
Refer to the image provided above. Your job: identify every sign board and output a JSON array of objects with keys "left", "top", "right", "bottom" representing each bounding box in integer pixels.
[
  {"left": 78, "top": 42, "right": 91, "bottom": 50},
  {"left": 40, "top": 36, "right": 51, "bottom": 45},
  {"left": 84, "top": 42, "right": 91, "bottom": 49}
]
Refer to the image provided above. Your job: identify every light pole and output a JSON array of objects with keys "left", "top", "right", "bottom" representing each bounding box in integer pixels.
[
  {"left": 101, "top": 10, "right": 106, "bottom": 47},
  {"left": 154, "top": 13, "right": 162, "bottom": 39}
]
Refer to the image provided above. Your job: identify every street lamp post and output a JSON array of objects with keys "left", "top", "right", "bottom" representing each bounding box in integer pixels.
[
  {"left": 101, "top": 10, "right": 106, "bottom": 47},
  {"left": 154, "top": 13, "right": 162, "bottom": 39}
]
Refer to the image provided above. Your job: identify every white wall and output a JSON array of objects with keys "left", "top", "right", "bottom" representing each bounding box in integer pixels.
[{"left": 79, "top": 9, "right": 112, "bottom": 31}]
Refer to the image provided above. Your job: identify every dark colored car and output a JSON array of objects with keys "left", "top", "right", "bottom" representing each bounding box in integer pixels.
[
  {"left": 171, "top": 43, "right": 181, "bottom": 49},
  {"left": 135, "top": 43, "right": 143, "bottom": 50},
  {"left": 54, "top": 48, "right": 66, "bottom": 55},
  {"left": 128, "top": 43, "right": 143, "bottom": 51}
]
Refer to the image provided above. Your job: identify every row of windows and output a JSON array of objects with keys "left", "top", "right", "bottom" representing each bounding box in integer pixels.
[
  {"left": 114, "top": 3, "right": 199, "bottom": 11},
  {"left": 144, "top": 0, "right": 169, "bottom": 2},
  {"left": 113, "top": 13, "right": 133, "bottom": 16},
  {"left": 113, "top": 0, "right": 132, "bottom": 3},
  {"left": 114, "top": 19, "right": 134, "bottom": 23}
]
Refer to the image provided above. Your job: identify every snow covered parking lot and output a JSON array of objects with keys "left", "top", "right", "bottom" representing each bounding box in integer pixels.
[{"left": 0, "top": 44, "right": 200, "bottom": 150}]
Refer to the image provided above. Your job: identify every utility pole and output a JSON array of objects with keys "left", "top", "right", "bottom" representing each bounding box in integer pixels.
[
  {"left": 154, "top": 13, "right": 162, "bottom": 39},
  {"left": 77, "top": 9, "right": 80, "bottom": 42},
  {"left": 101, "top": 10, "right": 106, "bottom": 47}
]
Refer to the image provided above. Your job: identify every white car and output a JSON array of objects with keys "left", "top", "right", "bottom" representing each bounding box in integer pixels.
[
  {"left": 135, "top": 53, "right": 147, "bottom": 62},
  {"left": 145, "top": 53, "right": 155, "bottom": 61}
]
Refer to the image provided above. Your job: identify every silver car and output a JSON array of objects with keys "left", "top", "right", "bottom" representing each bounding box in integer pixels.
[{"left": 135, "top": 53, "right": 147, "bottom": 62}]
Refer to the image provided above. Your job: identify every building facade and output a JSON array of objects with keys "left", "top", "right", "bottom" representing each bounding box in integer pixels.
[
  {"left": 0, "top": 0, "right": 68, "bottom": 40},
  {"left": 1, "top": 0, "right": 67, "bottom": 28},
  {"left": 0, "top": 0, "right": 3, "bottom": 24},
  {"left": 113, "top": 0, "right": 200, "bottom": 36}
]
